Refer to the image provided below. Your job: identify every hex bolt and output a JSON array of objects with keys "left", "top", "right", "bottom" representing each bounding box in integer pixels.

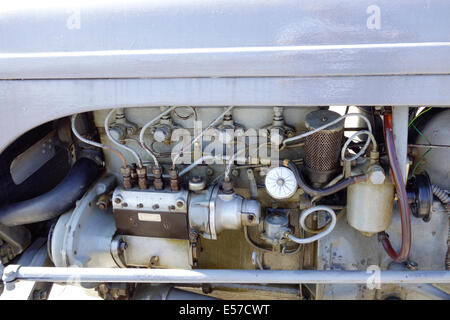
[
  {"left": 406, "top": 260, "right": 418, "bottom": 271},
  {"left": 119, "top": 241, "right": 128, "bottom": 252},
  {"left": 149, "top": 256, "right": 160, "bottom": 267},
  {"left": 368, "top": 165, "right": 385, "bottom": 185},
  {"left": 152, "top": 204, "right": 160, "bottom": 210},
  {"left": 176, "top": 200, "right": 184, "bottom": 208},
  {"left": 5, "top": 281, "right": 15, "bottom": 291},
  {"left": 33, "top": 290, "right": 48, "bottom": 300},
  {"left": 97, "top": 202, "right": 106, "bottom": 210},
  {"left": 96, "top": 194, "right": 110, "bottom": 210}
]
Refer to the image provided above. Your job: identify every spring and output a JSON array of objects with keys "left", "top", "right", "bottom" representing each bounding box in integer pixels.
[
  {"left": 432, "top": 185, "right": 450, "bottom": 270},
  {"left": 432, "top": 185, "right": 450, "bottom": 205}
]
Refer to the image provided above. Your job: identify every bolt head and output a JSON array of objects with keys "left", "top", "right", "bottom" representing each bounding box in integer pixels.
[
  {"left": 97, "top": 202, "right": 107, "bottom": 210},
  {"left": 176, "top": 200, "right": 184, "bottom": 208},
  {"left": 369, "top": 166, "right": 385, "bottom": 185}
]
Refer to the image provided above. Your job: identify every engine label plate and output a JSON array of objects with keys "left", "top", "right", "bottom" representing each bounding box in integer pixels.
[{"left": 137, "top": 213, "right": 162, "bottom": 222}]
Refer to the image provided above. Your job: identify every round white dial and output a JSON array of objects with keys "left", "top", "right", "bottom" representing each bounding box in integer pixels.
[{"left": 265, "top": 166, "right": 298, "bottom": 199}]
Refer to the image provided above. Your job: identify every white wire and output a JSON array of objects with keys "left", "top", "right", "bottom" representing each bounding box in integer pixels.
[
  {"left": 105, "top": 109, "right": 143, "bottom": 167},
  {"left": 71, "top": 114, "right": 108, "bottom": 150},
  {"left": 340, "top": 129, "right": 378, "bottom": 162},
  {"left": 171, "top": 106, "right": 234, "bottom": 168},
  {"left": 71, "top": 113, "right": 127, "bottom": 167},
  {"left": 287, "top": 205, "right": 336, "bottom": 244},
  {"left": 281, "top": 113, "right": 373, "bottom": 149}
]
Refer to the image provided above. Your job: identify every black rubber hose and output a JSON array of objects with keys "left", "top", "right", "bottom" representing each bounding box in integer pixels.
[
  {"left": 284, "top": 160, "right": 367, "bottom": 197},
  {"left": 0, "top": 158, "right": 101, "bottom": 226}
]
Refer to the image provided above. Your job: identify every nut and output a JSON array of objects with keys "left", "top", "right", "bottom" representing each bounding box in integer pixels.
[
  {"left": 149, "top": 256, "right": 160, "bottom": 267},
  {"left": 368, "top": 165, "right": 385, "bottom": 185},
  {"left": 176, "top": 200, "right": 184, "bottom": 208}
]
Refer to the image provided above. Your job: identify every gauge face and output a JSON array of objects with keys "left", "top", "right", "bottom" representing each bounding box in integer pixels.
[{"left": 265, "top": 166, "right": 298, "bottom": 200}]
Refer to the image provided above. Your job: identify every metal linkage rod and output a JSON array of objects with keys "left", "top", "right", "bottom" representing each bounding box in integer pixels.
[{"left": 3, "top": 266, "right": 450, "bottom": 286}]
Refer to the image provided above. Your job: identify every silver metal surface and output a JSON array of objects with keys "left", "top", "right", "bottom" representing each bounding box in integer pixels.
[
  {"left": 3, "top": 266, "right": 450, "bottom": 285},
  {"left": 413, "top": 108, "right": 450, "bottom": 189},
  {"left": 1, "top": 1, "right": 449, "bottom": 301},
  {"left": 0, "top": 238, "right": 51, "bottom": 297},
  {"left": 133, "top": 284, "right": 217, "bottom": 300},
  {"left": 50, "top": 174, "right": 118, "bottom": 268},
  {"left": 113, "top": 187, "right": 189, "bottom": 215},
  {"left": 10, "top": 131, "right": 57, "bottom": 185},
  {"left": 1, "top": 1, "right": 450, "bottom": 80},
  {"left": 317, "top": 201, "right": 449, "bottom": 299},
  {"left": 116, "top": 235, "right": 192, "bottom": 269},
  {"left": 0, "top": 79, "right": 447, "bottom": 155},
  {"left": 261, "top": 213, "right": 290, "bottom": 246},
  {"left": 0, "top": 1, "right": 450, "bottom": 154},
  {"left": 392, "top": 106, "right": 410, "bottom": 182},
  {"left": 188, "top": 177, "right": 206, "bottom": 192},
  {"left": 189, "top": 185, "right": 261, "bottom": 240}
]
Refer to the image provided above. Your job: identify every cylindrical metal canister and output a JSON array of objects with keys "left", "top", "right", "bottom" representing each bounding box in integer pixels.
[{"left": 303, "top": 109, "right": 344, "bottom": 186}]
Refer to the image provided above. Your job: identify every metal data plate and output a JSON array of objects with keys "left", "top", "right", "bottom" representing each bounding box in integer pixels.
[
  {"left": 112, "top": 187, "right": 190, "bottom": 240},
  {"left": 113, "top": 209, "right": 189, "bottom": 240}
]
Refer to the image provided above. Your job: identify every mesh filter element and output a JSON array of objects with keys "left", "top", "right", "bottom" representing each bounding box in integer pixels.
[{"left": 304, "top": 110, "right": 344, "bottom": 172}]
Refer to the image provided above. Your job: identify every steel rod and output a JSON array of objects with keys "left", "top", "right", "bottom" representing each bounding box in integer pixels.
[
  {"left": 408, "top": 143, "right": 450, "bottom": 149},
  {"left": 3, "top": 266, "right": 450, "bottom": 285}
]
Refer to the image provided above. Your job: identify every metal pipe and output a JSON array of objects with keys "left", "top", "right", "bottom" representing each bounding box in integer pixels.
[
  {"left": 3, "top": 266, "right": 450, "bottom": 285},
  {"left": 71, "top": 113, "right": 127, "bottom": 168},
  {"left": 105, "top": 109, "right": 143, "bottom": 168},
  {"left": 139, "top": 106, "right": 178, "bottom": 168},
  {"left": 171, "top": 106, "right": 234, "bottom": 169},
  {"left": 408, "top": 143, "right": 450, "bottom": 150}
]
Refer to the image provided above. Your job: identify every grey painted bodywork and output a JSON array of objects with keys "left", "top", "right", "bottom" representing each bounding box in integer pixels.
[
  {"left": 0, "top": 1, "right": 449, "bottom": 300},
  {"left": 1, "top": 0, "right": 450, "bottom": 153}
]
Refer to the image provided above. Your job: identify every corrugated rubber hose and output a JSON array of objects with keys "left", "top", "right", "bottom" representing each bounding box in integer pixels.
[{"left": 431, "top": 184, "right": 450, "bottom": 270}]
